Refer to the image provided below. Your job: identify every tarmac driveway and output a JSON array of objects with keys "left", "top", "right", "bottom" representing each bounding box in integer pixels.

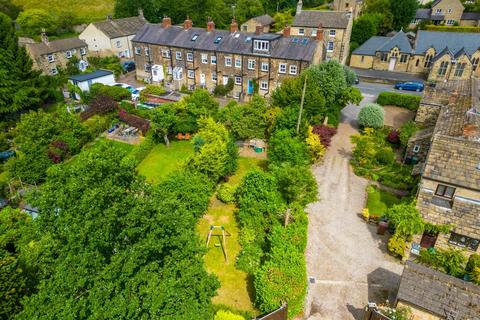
[{"left": 304, "top": 96, "right": 404, "bottom": 319}]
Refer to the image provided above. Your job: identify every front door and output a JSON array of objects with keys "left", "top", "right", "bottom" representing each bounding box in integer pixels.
[
  {"left": 420, "top": 232, "right": 438, "bottom": 249},
  {"left": 200, "top": 73, "right": 206, "bottom": 86},
  {"left": 247, "top": 80, "right": 254, "bottom": 94},
  {"left": 388, "top": 57, "right": 396, "bottom": 71}
]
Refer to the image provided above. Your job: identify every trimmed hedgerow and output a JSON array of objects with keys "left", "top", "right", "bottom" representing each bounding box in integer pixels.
[{"left": 377, "top": 92, "right": 421, "bottom": 110}]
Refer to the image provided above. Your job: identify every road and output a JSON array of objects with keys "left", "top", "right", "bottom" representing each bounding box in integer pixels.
[{"left": 303, "top": 84, "right": 406, "bottom": 319}]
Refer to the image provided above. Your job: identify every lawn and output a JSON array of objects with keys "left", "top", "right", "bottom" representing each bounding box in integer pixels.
[
  {"left": 197, "top": 157, "right": 262, "bottom": 314},
  {"left": 137, "top": 140, "right": 193, "bottom": 184},
  {"left": 366, "top": 185, "right": 402, "bottom": 217},
  {"left": 13, "top": 0, "right": 113, "bottom": 23}
]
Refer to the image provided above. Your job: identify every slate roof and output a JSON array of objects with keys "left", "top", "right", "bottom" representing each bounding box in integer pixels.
[
  {"left": 415, "top": 31, "right": 480, "bottom": 57},
  {"left": 93, "top": 16, "right": 146, "bottom": 39},
  {"left": 27, "top": 38, "right": 87, "bottom": 56},
  {"left": 461, "top": 11, "right": 480, "bottom": 20},
  {"left": 352, "top": 31, "right": 412, "bottom": 55},
  {"left": 292, "top": 10, "right": 350, "bottom": 29},
  {"left": 251, "top": 14, "right": 274, "bottom": 26},
  {"left": 132, "top": 24, "right": 318, "bottom": 62},
  {"left": 68, "top": 69, "right": 113, "bottom": 82},
  {"left": 415, "top": 8, "right": 432, "bottom": 19},
  {"left": 397, "top": 261, "right": 480, "bottom": 319}
]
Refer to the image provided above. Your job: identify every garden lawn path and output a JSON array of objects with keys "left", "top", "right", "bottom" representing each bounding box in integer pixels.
[{"left": 304, "top": 104, "right": 403, "bottom": 319}]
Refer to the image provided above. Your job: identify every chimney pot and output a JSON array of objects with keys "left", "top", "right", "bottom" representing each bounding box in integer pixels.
[
  {"left": 162, "top": 16, "right": 171, "bottom": 28},
  {"left": 283, "top": 24, "right": 291, "bottom": 37},
  {"left": 230, "top": 18, "right": 238, "bottom": 33},
  {"left": 184, "top": 16, "right": 193, "bottom": 30},
  {"left": 207, "top": 19, "right": 215, "bottom": 32},
  {"left": 255, "top": 24, "right": 263, "bottom": 35}
]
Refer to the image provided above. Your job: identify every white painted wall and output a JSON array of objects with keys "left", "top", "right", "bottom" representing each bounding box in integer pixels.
[
  {"left": 79, "top": 24, "right": 112, "bottom": 55},
  {"left": 69, "top": 73, "right": 115, "bottom": 99}
]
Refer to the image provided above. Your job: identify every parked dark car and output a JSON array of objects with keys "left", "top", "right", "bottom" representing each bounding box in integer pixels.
[
  {"left": 394, "top": 81, "right": 424, "bottom": 92},
  {"left": 122, "top": 61, "right": 136, "bottom": 72}
]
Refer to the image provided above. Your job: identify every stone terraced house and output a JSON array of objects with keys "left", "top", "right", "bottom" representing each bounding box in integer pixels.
[
  {"left": 291, "top": 0, "right": 353, "bottom": 64},
  {"left": 410, "top": 0, "right": 480, "bottom": 29},
  {"left": 350, "top": 30, "right": 480, "bottom": 81},
  {"left": 25, "top": 33, "right": 89, "bottom": 76},
  {"left": 131, "top": 17, "right": 322, "bottom": 101},
  {"left": 240, "top": 14, "right": 274, "bottom": 33},
  {"left": 407, "top": 80, "right": 480, "bottom": 256}
]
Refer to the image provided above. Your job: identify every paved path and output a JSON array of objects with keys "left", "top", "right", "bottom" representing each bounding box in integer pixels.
[{"left": 304, "top": 96, "right": 403, "bottom": 319}]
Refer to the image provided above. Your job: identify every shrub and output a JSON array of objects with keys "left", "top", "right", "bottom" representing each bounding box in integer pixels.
[
  {"left": 305, "top": 126, "right": 325, "bottom": 162},
  {"left": 387, "top": 129, "right": 400, "bottom": 144},
  {"left": 127, "top": 137, "right": 154, "bottom": 164},
  {"left": 418, "top": 248, "right": 467, "bottom": 277},
  {"left": 377, "top": 92, "right": 421, "bottom": 110},
  {"left": 375, "top": 147, "right": 395, "bottom": 165},
  {"left": 214, "top": 310, "right": 245, "bottom": 320},
  {"left": 387, "top": 233, "right": 407, "bottom": 258},
  {"left": 399, "top": 121, "right": 418, "bottom": 147},
  {"left": 425, "top": 25, "right": 480, "bottom": 33},
  {"left": 90, "top": 83, "right": 131, "bottom": 101},
  {"left": 268, "top": 129, "right": 309, "bottom": 167},
  {"left": 140, "top": 84, "right": 166, "bottom": 101},
  {"left": 312, "top": 125, "right": 337, "bottom": 148},
  {"left": 358, "top": 103, "right": 384, "bottom": 129},
  {"left": 83, "top": 114, "right": 112, "bottom": 136},
  {"left": 217, "top": 183, "right": 236, "bottom": 204},
  {"left": 385, "top": 203, "right": 424, "bottom": 237},
  {"left": 213, "top": 78, "right": 234, "bottom": 96},
  {"left": 466, "top": 254, "right": 480, "bottom": 274}
]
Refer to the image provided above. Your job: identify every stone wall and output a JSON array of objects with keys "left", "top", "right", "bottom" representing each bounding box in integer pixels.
[
  {"left": 405, "top": 128, "right": 434, "bottom": 164},
  {"left": 414, "top": 103, "right": 441, "bottom": 127},
  {"left": 29, "top": 46, "right": 88, "bottom": 75}
]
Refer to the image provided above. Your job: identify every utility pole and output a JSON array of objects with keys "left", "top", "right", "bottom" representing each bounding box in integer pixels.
[{"left": 296, "top": 74, "right": 308, "bottom": 134}]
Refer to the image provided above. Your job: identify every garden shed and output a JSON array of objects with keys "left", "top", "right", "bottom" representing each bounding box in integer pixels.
[{"left": 68, "top": 70, "right": 115, "bottom": 99}]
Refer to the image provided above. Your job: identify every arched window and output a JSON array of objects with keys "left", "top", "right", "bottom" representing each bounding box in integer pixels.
[
  {"left": 472, "top": 57, "right": 479, "bottom": 71},
  {"left": 416, "top": 59, "right": 420, "bottom": 67},
  {"left": 454, "top": 63, "right": 466, "bottom": 77},
  {"left": 438, "top": 61, "right": 449, "bottom": 76},
  {"left": 424, "top": 54, "right": 433, "bottom": 68}
]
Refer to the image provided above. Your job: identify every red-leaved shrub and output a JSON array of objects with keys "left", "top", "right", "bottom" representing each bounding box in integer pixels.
[
  {"left": 387, "top": 129, "right": 400, "bottom": 144},
  {"left": 312, "top": 125, "right": 337, "bottom": 148}
]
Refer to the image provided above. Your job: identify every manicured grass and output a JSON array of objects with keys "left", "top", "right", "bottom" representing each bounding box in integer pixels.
[
  {"left": 366, "top": 185, "right": 401, "bottom": 217},
  {"left": 13, "top": 0, "right": 113, "bottom": 23},
  {"left": 137, "top": 140, "right": 193, "bottom": 184},
  {"left": 197, "top": 157, "right": 262, "bottom": 313}
]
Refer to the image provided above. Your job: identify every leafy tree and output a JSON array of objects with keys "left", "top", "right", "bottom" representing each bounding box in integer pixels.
[
  {"left": 17, "top": 9, "right": 57, "bottom": 36},
  {"left": 0, "top": 207, "right": 36, "bottom": 319},
  {"left": 151, "top": 104, "right": 177, "bottom": 146},
  {"left": 351, "top": 14, "right": 379, "bottom": 46},
  {"left": 236, "top": 0, "right": 264, "bottom": 23},
  {"left": 390, "top": 0, "right": 418, "bottom": 30},
  {"left": 385, "top": 203, "right": 424, "bottom": 237},
  {"left": 0, "top": 0, "right": 22, "bottom": 20},
  {"left": 219, "top": 95, "right": 268, "bottom": 140},
  {"left": 343, "top": 66, "right": 357, "bottom": 86},
  {"left": 89, "top": 83, "right": 131, "bottom": 101},
  {"left": 268, "top": 129, "right": 309, "bottom": 166},
  {"left": 272, "top": 163, "right": 317, "bottom": 206},
  {"left": 6, "top": 110, "right": 91, "bottom": 183},
  {"left": 358, "top": 103, "right": 385, "bottom": 129},
  {"left": 305, "top": 125, "right": 325, "bottom": 161},
  {"left": 188, "top": 118, "right": 238, "bottom": 180},
  {"left": 175, "top": 89, "right": 219, "bottom": 133},
  {"left": 18, "top": 142, "right": 219, "bottom": 319},
  {"left": 272, "top": 9, "right": 293, "bottom": 32},
  {"left": 0, "top": 13, "right": 54, "bottom": 116}
]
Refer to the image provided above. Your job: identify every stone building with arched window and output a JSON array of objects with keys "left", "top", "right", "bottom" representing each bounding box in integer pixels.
[{"left": 350, "top": 30, "right": 480, "bottom": 81}]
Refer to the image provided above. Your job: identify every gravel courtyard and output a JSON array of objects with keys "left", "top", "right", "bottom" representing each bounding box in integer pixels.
[{"left": 304, "top": 98, "right": 404, "bottom": 319}]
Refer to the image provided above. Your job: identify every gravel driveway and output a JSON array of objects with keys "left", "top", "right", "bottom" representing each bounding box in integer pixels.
[{"left": 304, "top": 98, "right": 403, "bottom": 319}]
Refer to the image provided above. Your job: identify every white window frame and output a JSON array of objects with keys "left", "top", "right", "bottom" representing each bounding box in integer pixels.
[
  {"left": 212, "top": 72, "right": 217, "bottom": 82},
  {"left": 247, "top": 59, "right": 255, "bottom": 70},
  {"left": 327, "top": 41, "right": 334, "bottom": 52},
  {"left": 289, "top": 65, "right": 298, "bottom": 75},
  {"left": 80, "top": 47, "right": 86, "bottom": 56},
  {"left": 186, "top": 52, "right": 193, "bottom": 62},
  {"left": 47, "top": 54, "right": 55, "bottom": 62},
  {"left": 225, "top": 56, "right": 232, "bottom": 67},
  {"left": 279, "top": 63, "right": 287, "bottom": 74},
  {"left": 299, "top": 28, "right": 305, "bottom": 35},
  {"left": 223, "top": 76, "right": 228, "bottom": 85},
  {"left": 162, "top": 49, "right": 171, "bottom": 58},
  {"left": 201, "top": 53, "right": 208, "bottom": 64},
  {"left": 50, "top": 67, "right": 58, "bottom": 75},
  {"left": 261, "top": 62, "right": 269, "bottom": 72},
  {"left": 253, "top": 40, "right": 269, "bottom": 51},
  {"left": 187, "top": 69, "right": 195, "bottom": 79},
  {"left": 144, "top": 48, "right": 150, "bottom": 56},
  {"left": 116, "top": 40, "right": 121, "bottom": 48},
  {"left": 65, "top": 50, "right": 72, "bottom": 58},
  {"left": 260, "top": 80, "right": 268, "bottom": 90},
  {"left": 144, "top": 63, "right": 151, "bottom": 72},
  {"left": 235, "top": 76, "right": 242, "bottom": 85},
  {"left": 311, "top": 28, "right": 317, "bottom": 37},
  {"left": 235, "top": 57, "right": 242, "bottom": 68},
  {"left": 211, "top": 55, "right": 217, "bottom": 65},
  {"left": 135, "top": 47, "right": 141, "bottom": 55},
  {"left": 329, "top": 29, "right": 336, "bottom": 37},
  {"left": 176, "top": 51, "right": 182, "bottom": 60},
  {"left": 413, "top": 145, "right": 420, "bottom": 153}
]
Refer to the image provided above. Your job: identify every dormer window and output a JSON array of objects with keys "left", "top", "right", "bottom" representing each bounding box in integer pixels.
[{"left": 253, "top": 40, "right": 269, "bottom": 51}]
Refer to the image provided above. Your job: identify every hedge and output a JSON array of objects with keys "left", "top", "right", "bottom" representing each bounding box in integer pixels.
[
  {"left": 377, "top": 92, "right": 421, "bottom": 110},
  {"left": 425, "top": 25, "right": 480, "bottom": 33}
]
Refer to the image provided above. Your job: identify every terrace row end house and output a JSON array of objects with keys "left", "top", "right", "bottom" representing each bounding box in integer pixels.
[
  {"left": 131, "top": 17, "right": 323, "bottom": 101},
  {"left": 410, "top": 0, "right": 480, "bottom": 28},
  {"left": 350, "top": 30, "right": 480, "bottom": 82},
  {"left": 25, "top": 33, "right": 89, "bottom": 76},
  {"left": 406, "top": 80, "right": 480, "bottom": 256}
]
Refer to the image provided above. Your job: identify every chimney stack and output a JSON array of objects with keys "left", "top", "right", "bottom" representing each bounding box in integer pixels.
[
  {"left": 184, "top": 16, "right": 193, "bottom": 30},
  {"left": 40, "top": 28, "right": 49, "bottom": 45},
  {"left": 296, "top": 0, "right": 303, "bottom": 14},
  {"left": 230, "top": 18, "right": 238, "bottom": 33},
  {"left": 316, "top": 23, "right": 323, "bottom": 41},
  {"left": 138, "top": 8, "right": 144, "bottom": 18},
  {"left": 283, "top": 24, "right": 291, "bottom": 37},
  {"left": 255, "top": 24, "right": 263, "bottom": 35},
  {"left": 162, "top": 16, "right": 171, "bottom": 28},
  {"left": 207, "top": 18, "right": 215, "bottom": 32}
]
